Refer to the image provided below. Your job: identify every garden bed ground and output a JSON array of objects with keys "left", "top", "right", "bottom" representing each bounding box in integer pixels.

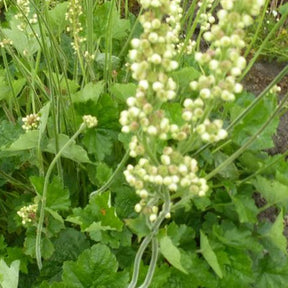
[{"left": 242, "top": 61, "right": 288, "bottom": 240}]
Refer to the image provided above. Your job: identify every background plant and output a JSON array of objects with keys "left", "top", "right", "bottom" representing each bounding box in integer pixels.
[{"left": 0, "top": 0, "right": 288, "bottom": 287}]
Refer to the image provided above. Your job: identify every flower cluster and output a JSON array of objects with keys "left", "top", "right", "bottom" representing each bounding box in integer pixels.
[
  {"left": 17, "top": 204, "right": 38, "bottom": 225},
  {"left": 124, "top": 146, "right": 208, "bottom": 197},
  {"left": 82, "top": 115, "right": 98, "bottom": 128},
  {"left": 65, "top": 0, "right": 86, "bottom": 53},
  {"left": 119, "top": 0, "right": 183, "bottom": 143},
  {"left": 22, "top": 113, "right": 40, "bottom": 131},
  {"left": 15, "top": 0, "right": 37, "bottom": 31},
  {"left": 181, "top": 0, "right": 265, "bottom": 143},
  {"left": 120, "top": 0, "right": 210, "bottom": 222},
  {"left": 0, "top": 39, "right": 13, "bottom": 48}
]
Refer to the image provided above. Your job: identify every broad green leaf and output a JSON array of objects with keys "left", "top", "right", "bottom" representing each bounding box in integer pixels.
[
  {"left": 213, "top": 221, "right": 263, "bottom": 253},
  {"left": 51, "top": 228, "right": 90, "bottom": 263},
  {"left": 30, "top": 176, "right": 70, "bottom": 211},
  {"left": 82, "top": 129, "right": 114, "bottom": 161},
  {"left": 214, "top": 151, "right": 239, "bottom": 180},
  {"left": 253, "top": 176, "right": 288, "bottom": 208},
  {"left": 261, "top": 210, "right": 287, "bottom": 253},
  {"left": 45, "top": 207, "right": 64, "bottom": 224},
  {"left": 114, "top": 184, "right": 139, "bottom": 218},
  {"left": 255, "top": 253, "right": 288, "bottom": 288},
  {"left": 67, "top": 192, "right": 123, "bottom": 231},
  {"left": 155, "top": 253, "right": 217, "bottom": 288},
  {"left": 75, "top": 93, "right": 119, "bottom": 129},
  {"left": 0, "top": 77, "right": 26, "bottom": 101},
  {"left": 72, "top": 81, "right": 104, "bottom": 103},
  {"left": 160, "top": 236, "right": 188, "bottom": 274},
  {"left": 95, "top": 162, "right": 112, "bottom": 186},
  {"left": 4, "top": 130, "right": 39, "bottom": 151},
  {"left": 125, "top": 214, "right": 150, "bottom": 241},
  {"left": 47, "top": 2, "right": 69, "bottom": 36},
  {"left": 231, "top": 193, "right": 258, "bottom": 223},
  {"left": 200, "top": 231, "right": 223, "bottom": 278},
  {"left": 231, "top": 92, "right": 278, "bottom": 150},
  {"left": 62, "top": 244, "right": 129, "bottom": 288},
  {"left": 110, "top": 83, "right": 137, "bottom": 103},
  {"left": 217, "top": 248, "right": 254, "bottom": 287},
  {"left": 93, "top": 2, "right": 130, "bottom": 40},
  {"left": 166, "top": 222, "right": 195, "bottom": 248},
  {"left": 39, "top": 102, "right": 51, "bottom": 135},
  {"left": 3, "top": 18, "right": 41, "bottom": 56},
  {"left": 0, "top": 259, "right": 20, "bottom": 288},
  {"left": 24, "top": 231, "right": 54, "bottom": 259},
  {"left": 44, "top": 134, "right": 91, "bottom": 163}
]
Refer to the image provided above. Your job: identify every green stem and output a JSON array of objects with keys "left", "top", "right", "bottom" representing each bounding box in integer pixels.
[
  {"left": 237, "top": 150, "right": 288, "bottom": 185},
  {"left": 205, "top": 90, "right": 288, "bottom": 181},
  {"left": 104, "top": 0, "right": 115, "bottom": 86},
  {"left": 240, "top": 9, "right": 288, "bottom": 81},
  {"left": 128, "top": 189, "right": 170, "bottom": 288},
  {"left": 244, "top": 0, "right": 269, "bottom": 59},
  {"left": 89, "top": 149, "right": 130, "bottom": 198},
  {"left": 35, "top": 123, "right": 86, "bottom": 270},
  {"left": 118, "top": 8, "right": 143, "bottom": 59},
  {"left": 138, "top": 237, "right": 159, "bottom": 288},
  {"left": 227, "top": 64, "right": 288, "bottom": 130}
]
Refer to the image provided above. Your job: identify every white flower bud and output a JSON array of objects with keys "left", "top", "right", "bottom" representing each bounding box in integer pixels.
[
  {"left": 149, "top": 214, "right": 157, "bottom": 222},
  {"left": 148, "top": 32, "right": 158, "bottom": 43},
  {"left": 135, "top": 203, "right": 142, "bottom": 213},
  {"left": 200, "top": 88, "right": 211, "bottom": 99},
  {"left": 131, "top": 38, "right": 141, "bottom": 48},
  {"left": 139, "top": 80, "right": 149, "bottom": 90},
  {"left": 150, "top": 53, "right": 162, "bottom": 64},
  {"left": 161, "top": 155, "right": 171, "bottom": 165},
  {"left": 140, "top": 189, "right": 148, "bottom": 198}
]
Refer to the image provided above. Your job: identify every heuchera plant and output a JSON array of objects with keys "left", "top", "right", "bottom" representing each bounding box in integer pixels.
[
  {"left": 1, "top": 0, "right": 288, "bottom": 287},
  {"left": 120, "top": 0, "right": 267, "bottom": 286}
]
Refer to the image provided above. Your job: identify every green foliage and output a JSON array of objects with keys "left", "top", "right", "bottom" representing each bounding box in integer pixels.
[
  {"left": 0, "top": 259, "right": 20, "bottom": 288},
  {"left": 61, "top": 244, "right": 129, "bottom": 288},
  {"left": 0, "top": 0, "right": 287, "bottom": 287}
]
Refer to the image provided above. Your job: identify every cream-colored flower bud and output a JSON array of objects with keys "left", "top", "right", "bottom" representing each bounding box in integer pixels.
[
  {"left": 182, "top": 111, "right": 193, "bottom": 122},
  {"left": 131, "top": 38, "right": 141, "bottom": 48},
  {"left": 234, "top": 83, "right": 243, "bottom": 93},
  {"left": 83, "top": 115, "right": 98, "bottom": 128},
  {"left": 161, "top": 155, "right": 171, "bottom": 165},
  {"left": 190, "top": 81, "right": 198, "bottom": 90},
  {"left": 139, "top": 189, "right": 148, "bottom": 199},
  {"left": 147, "top": 125, "right": 158, "bottom": 135},
  {"left": 149, "top": 214, "right": 157, "bottom": 222},
  {"left": 200, "top": 88, "right": 211, "bottom": 99},
  {"left": 139, "top": 80, "right": 149, "bottom": 90},
  {"left": 135, "top": 203, "right": 142, "bottom": 213},
  {"left": 150, "top": 53, "right": 162, "bottom": 64},
  {"left": 151, "top": 19, "right": 161, "bottom": 29}
]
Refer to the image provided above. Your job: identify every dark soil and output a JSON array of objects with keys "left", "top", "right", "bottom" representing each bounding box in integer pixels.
[
  {"left": 242, "top": 61, "right": 288, "bottom": 241},
  {"left": 242, "top": 61, "right": 288, "bottom": 154}
]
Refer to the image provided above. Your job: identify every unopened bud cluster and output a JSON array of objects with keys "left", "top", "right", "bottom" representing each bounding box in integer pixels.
[
  {"left": 15, "top": 0, "right": 38, "bottom": 31},
  {"left": 82, "top": 115, "right": 98, "bottom": 128},
  {"left": 65, "top": 0, "right": 86, "bottom": 53},
  {"left": 184, "top": 0, "right": 265, "bottom": 142},
  {"left": 124, "top": 147, "right": 208, "bottom": 197},
  {"left": 17, "top": 204, "right": 37, "bottom": 225},
  {"left": 22, "top": 113, "right": 40, "bottom": 131},
  {"left": 120, "top": 0, "right": 211, "bottom": 223},
  {"left": 0, "top": 39, "right": 13, "bottom": 48}
]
